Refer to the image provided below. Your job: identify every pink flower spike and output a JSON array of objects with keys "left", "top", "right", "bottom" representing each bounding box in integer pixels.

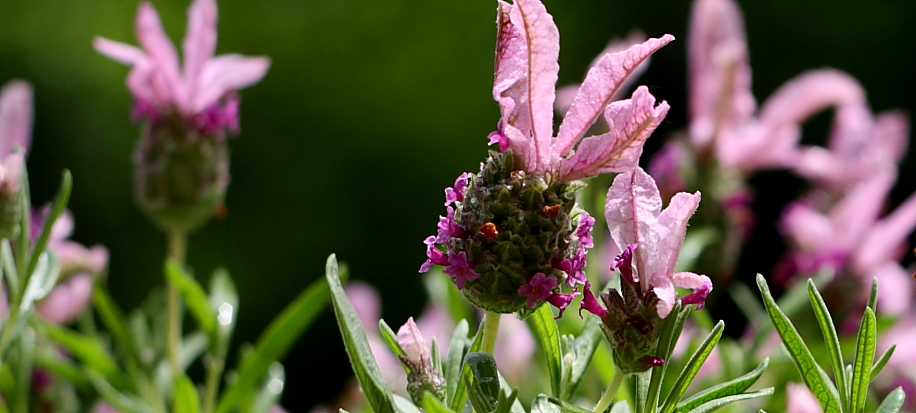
[
  {"left": 445, "top": 172, "right": 472, "bottom": 206},
  {"left": 605, "top": 167, "right": 705, "bottom": 318},
  {"left": 94, "top": 0, "right": 270, "bottom": 134},
  {"left": 518, "top": 272, "right": 557, "bottom": 308},
  {"left": 687, "top": 0, "right": 755, "bottom": 149},
  {"left": 443, "top": 251, "right": 479, "bottom": 289},
  {"left": 579, "top": 281, "right": 608, "bottom": 318},
  {"left": 546, "top": 289, "right": 579, "bottom": 318}
]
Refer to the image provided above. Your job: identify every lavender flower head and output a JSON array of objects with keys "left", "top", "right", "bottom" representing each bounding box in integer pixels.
[
  {"left": 420, "top": 0, "right": 673, "bottom": 317},
  {"left": 580, "top": 167, "right": 712, "bottom": 373},
  {"left": 94, "top": 0, "right": 270, "bottom": 233}
]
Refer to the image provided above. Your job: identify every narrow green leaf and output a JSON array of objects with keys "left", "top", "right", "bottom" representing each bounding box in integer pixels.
[
  {"left": 313, "top": 254, "right": 394, "bottom": 413},
  {"left": 675, "top": 358, "right": 768, "bottom": 412},
  {"left": 42, "top": 323, "right": 119, "bottom": 379},
  {"left": 562, "top": 315, "right": 602, "bottom": 400},
  {"left": 682, "top": 388, "right": 774, "bottom": 413},
  {"left": 445, "top": 320, "right": 469, "bottom": 404},
  {"left": 526, "top": 304, "right": 563, "bottom": 398},
  {"left": 165, "top": 260, "right": 216, "bottom": 336},
  {"left": 379, "top": 319, "right": 409, "bottom": 372},
  {"left": 251, "top": 363, "right": 285, "bottom": 413},
  {"left": 425, "top": 392, "right": 459, "bottom": 413},
  {"left": 661, "top": 321, "right": 724, "bottom": 413},
  {"left": 88, "top": 371, "right": 157, "bottom": 413},
  {"left": 851, "top": 307, "right": 877, "bottom": 413},
  {"left": 497, "top": 374, "right": 525, "bottom": 413},
  {"left": 20, "top": 251, "right": 60, "bottom": 311},
  {"left": 876, "top": 387, "right": 905, "bottom": 413},
  {"left": 25, "top": 170, "right": 71, "bottom": 283},
  {"left": 871, "top": 344, "right": 896, "bottom": 383},
  {"left": 174, "top": 374, "right": 202, "bottom": 413},
  {"left": 807, "top": 279, "right": 848, "bottom": 410},
  {"left": 215, "top": 270, "right": 331, "bottom": 413},
  {"left": 646, "top": 303, "right": 688, "bottom": 413},
  {"left": 866, "top": 278, "right": 878, "bottom": 313},
  {"left": 547, "top": 396, "right": 592, "bottom": 413},
  {"left": 756, "top": 274, "right": 840, "bottom": 413},
  {"left": 34, "top": 350, "right": 90, "bottom": 389},
  {"left": 450, "top": 321, "right": 485, "bottom": 412},
  {"left": 92, "top": 285, "right": 145, "bottom": 370},
  {"left": 1, "top": 240, "right": 18, "bottom": 299}
]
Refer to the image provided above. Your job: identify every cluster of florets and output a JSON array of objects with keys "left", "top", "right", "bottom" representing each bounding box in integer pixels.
[{"left": 420, "top": 150, "right": 590, "bottom": 316}]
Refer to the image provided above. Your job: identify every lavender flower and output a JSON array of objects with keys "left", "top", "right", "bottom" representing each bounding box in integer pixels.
[
  {"left": 94, "top": 0, "right": 270, "bottom": 233},
  {"left": 93, "top": 0, "right": 269, "bottom": 135},
  {"left": 580, "top": 167, "right": 711, "bottom": 373},
  {"left": 421, "top": 0, "right": 672, "bottom": 316}
]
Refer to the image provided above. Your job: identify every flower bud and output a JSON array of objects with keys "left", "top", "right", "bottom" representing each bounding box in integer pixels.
[
  {"left": 133, "top": 116, "right": 229, "bottom": 233},
  {"left": 396, "top": 318, "right": 446, "bottom": 404}
]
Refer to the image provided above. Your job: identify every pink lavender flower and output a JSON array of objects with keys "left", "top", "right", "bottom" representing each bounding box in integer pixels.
[
  {"left": 604, "top": 167, "right": 712, "bottom": 318},
  {"left": 94, "top": 0, "right": 270, "bottom": 135},
  {"left": 786, "top": 383, "right": 823, "bottom": 413},
  {"left": 778, "top": 169, "right": 916, "bottom": 316},
  {"left": 421, "top": 0, "right": 673, "bottom": 317},
  {"left": 491, "top": 0, "right": 671, "bottom": 181}
]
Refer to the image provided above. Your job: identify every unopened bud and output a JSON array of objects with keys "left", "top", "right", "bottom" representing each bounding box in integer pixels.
[{"left": 396, "top": 318, "right": 446, "bottom": 404}]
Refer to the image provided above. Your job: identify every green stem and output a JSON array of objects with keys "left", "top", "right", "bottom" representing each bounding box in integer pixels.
[
  {"left": 166, "top": 230, "right": 188, "bottom": 378},
  {"left": 201, "top": 338, "right": 229, "bottom": 413},
  {"left": 594, "top": 369, "right": 626, "bottom": 413},
  {"left": 480, "top": 311, "right": 501, "bottom": 355}
]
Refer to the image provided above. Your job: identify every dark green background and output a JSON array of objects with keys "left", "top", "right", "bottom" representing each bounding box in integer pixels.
[{"left": 1, "top": 0, "right": 914, "bottom": 410}]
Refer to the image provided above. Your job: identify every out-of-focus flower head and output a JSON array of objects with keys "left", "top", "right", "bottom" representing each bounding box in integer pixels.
[
  {"left": 0, "top": 80, "right": 33, "bottom": 239},
  {"left": 785, "top": 383, "right": 823, "bottom": 413},
  {"left": 94, "top": 0, "right": 270, "bottom": 136},
  {"left": 421, "top": 0, "right": 673, "bottom": 317},
  {"left": 32, "top": 208, "right": 109, "bottom": 325},
  {"left": 778, "top": 169, "right": 916, "bottom": 317}
]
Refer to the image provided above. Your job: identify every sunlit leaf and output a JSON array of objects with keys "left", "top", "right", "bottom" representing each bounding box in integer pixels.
[{"left": 526, "top": 304, "right": 562, "bottom": 397}]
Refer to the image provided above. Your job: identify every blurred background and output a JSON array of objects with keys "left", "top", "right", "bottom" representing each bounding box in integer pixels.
[{"left": 1, "top": 0, "right": 914, "bottom": 410}]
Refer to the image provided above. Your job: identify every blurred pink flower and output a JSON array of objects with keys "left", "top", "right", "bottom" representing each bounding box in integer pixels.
[
  {"left": 490, "top": 0, "right": 672, "bottom": 182},
  {"left": 0, "top": 80, "right": 32, "bottom": 198},
  {"left": 778, "top": 169, "right": 916, "bottom": 316},
  {"left": 604, "top": 167, "right": 711, "bottom": 318},
  {"left": 786, "top": 383, "right": 823, "bottom": 413},
  {"left": 94, "top": 0, "right": 270, "bottom": 135},
  {"left": 687, "top": 0, "right": 879, "bottom": 173},
  {"left": 33, "top": 209, "right": 109, "bottom": 325}
]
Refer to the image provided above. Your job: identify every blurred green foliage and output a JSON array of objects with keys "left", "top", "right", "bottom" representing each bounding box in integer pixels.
[{"left": 0, "top": 0, "right": 913, "bottom": 410}]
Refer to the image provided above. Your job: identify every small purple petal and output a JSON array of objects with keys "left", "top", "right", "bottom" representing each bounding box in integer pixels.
[
  {"left": 612, "top": 244, "right": 637, "bottom": 283},
  {"left": 546, "top": 289, "right": 580, "bottom": 318},
  {"left": 436, "top": 206, "right": 463, "bottom": 243},
  {"left": 518, "top": 272, "right": 557, "bottom": 308},
  {"left": 579, "top": 281, "right": 608, "bottom": 318},
  {"left": 673, "top": 272, "right": 713, "bottom": 310},
  {"left": 419, "top": 243, "right": 449, "bottom": 273},
  {"left": 445, "top": 172, "right": 473, "bottom": 206},
  {"left": 576, "top": 211, "right": 595, "bottom": 248},
  {"left": 444, "top": 251, "right": 480, "bottom": 289},
  {"left": 487, "top": 129, "right": 510, "bottom": 152}
]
